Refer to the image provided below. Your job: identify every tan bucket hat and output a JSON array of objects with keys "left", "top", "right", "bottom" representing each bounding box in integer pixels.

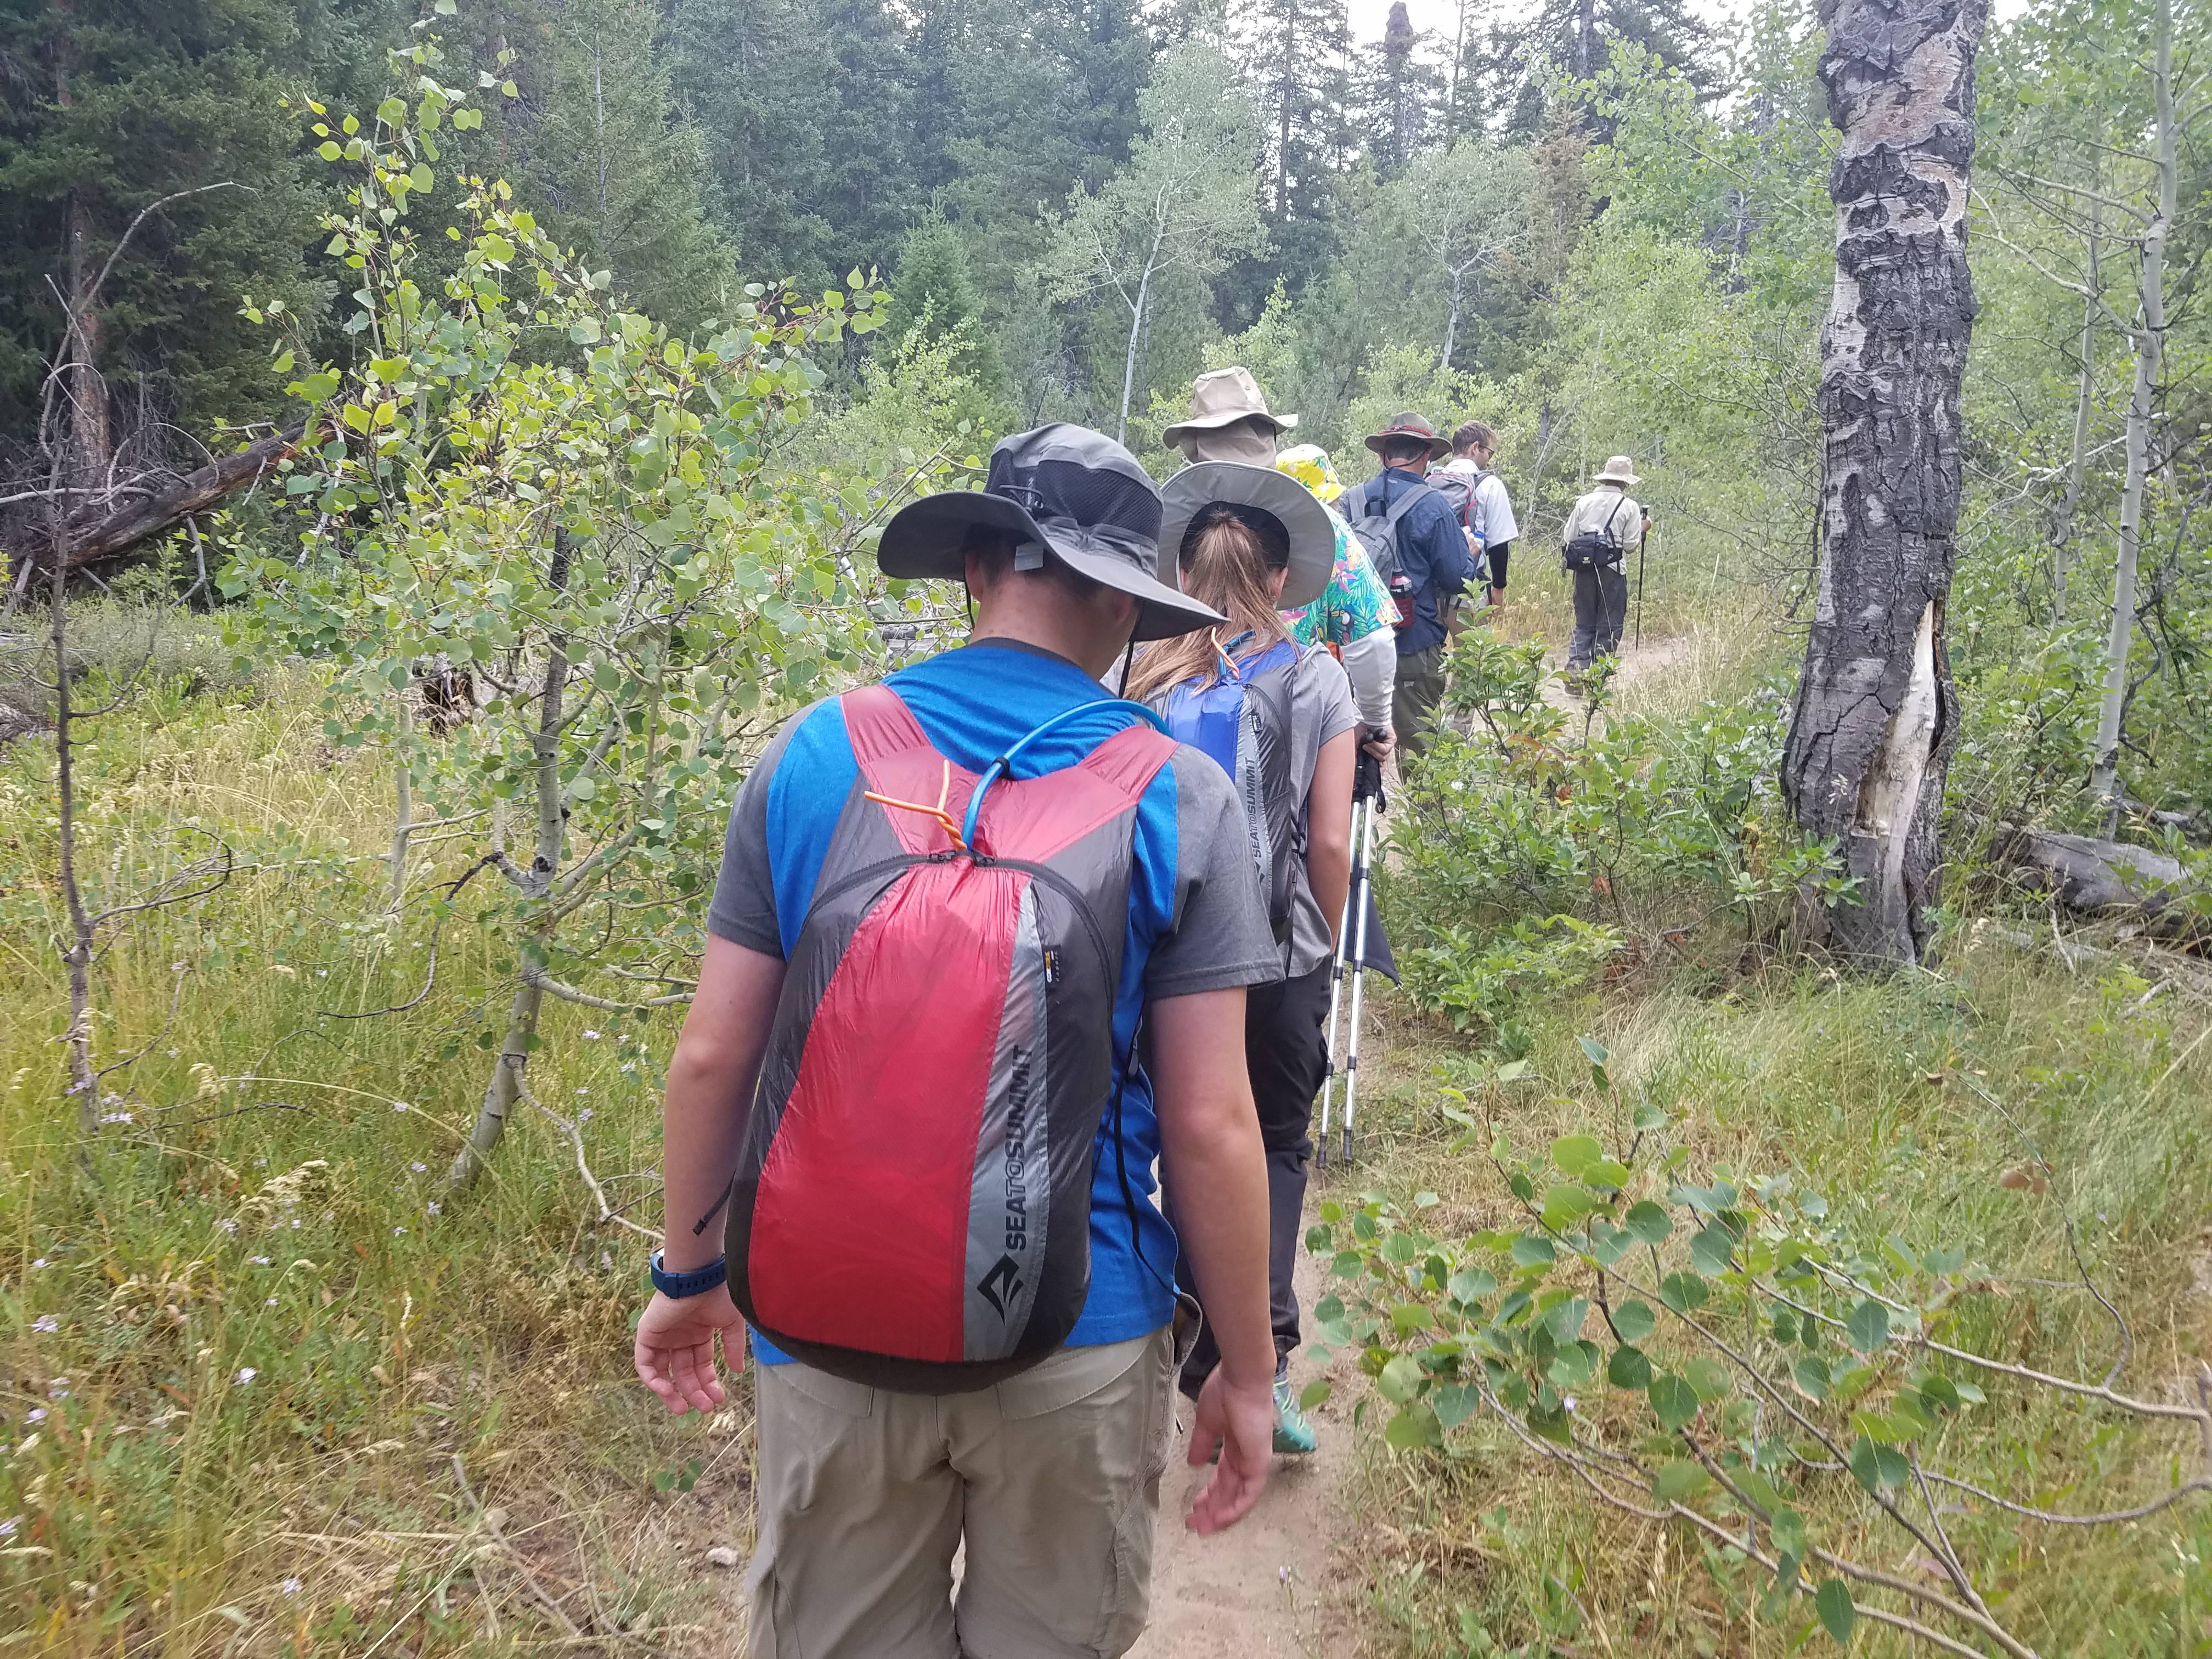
[
  {"left": 1160, "top": 366, "right": 1297, "bottom": 447},
  {"left": 1594, "top": 455, "right": 1640, "bottom": 486}
]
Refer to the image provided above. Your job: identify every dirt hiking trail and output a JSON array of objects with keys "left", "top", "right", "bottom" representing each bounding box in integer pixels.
[{"left": 1130, "top": 1247, "right": 1363, "bottom": 1658}]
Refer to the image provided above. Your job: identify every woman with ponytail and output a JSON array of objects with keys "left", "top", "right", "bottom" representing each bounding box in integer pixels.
[{"left": 1128, "top": 464, "right": 1357, "bottom": 1457}]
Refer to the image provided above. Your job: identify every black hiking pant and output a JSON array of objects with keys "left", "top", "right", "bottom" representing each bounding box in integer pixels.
[
  {"left": 1171, "top": 959, "right": 1334, "bottom": 1397},
  {"left": 1568, "top": 561, "right": 1629, "bottom": 670}
]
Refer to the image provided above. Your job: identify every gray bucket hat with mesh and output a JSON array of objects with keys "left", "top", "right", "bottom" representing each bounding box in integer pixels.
[{"left": 878, "top": 424, "right": 1226, "bottom": 642}]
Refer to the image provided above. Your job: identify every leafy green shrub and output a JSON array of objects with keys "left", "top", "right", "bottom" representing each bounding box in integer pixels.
[
  {"left": 1305, "top": 1040, "right": 2212, "bottom": 1656},
  {"left": 1379, "top": 631, "right": 1849, "bottom": 1036}
]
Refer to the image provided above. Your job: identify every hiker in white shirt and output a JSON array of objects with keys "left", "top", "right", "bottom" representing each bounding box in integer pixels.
[{"left": 1560, "top": 456, "right": 1647, "bottom": 676}]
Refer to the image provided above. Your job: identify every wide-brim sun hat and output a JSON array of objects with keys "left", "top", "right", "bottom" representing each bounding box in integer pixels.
[
  {"left": 1362, "top": 411, "right": 1451, "bottom": 461},
  {"left": 1160, "top": 365, "right": 1298, "bottom": 448},
  {"left": 1273, "top": 443, "right": 1343, "bottom": 505},
  {"left": 1594, "top": 455, "right": 1641, "bottom": 486},
  {"left": 1160, "top": 461, "right": 1335, "bottom": 612},
  {"left": 877, "top": 423, "right": 1226, "bottom": 642}
]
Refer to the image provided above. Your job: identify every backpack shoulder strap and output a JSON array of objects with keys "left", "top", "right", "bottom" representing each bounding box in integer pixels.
[
  {"left": 841, "top": 684, "right": 934, "bottom": 769},
  {"left": 1384, "top": 483, "right": 1430, "bottom": 528}
]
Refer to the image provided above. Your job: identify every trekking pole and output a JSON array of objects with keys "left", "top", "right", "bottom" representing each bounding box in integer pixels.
[
  {"left": 1314, "top": 789, "right": 1364, "bottom": 1170},
  {"left": 1634, "top": 518, "right": 1650, "bottom": 651},
  {"left": 1331, "top": 749, "right": 1386, "bottom": 1167}
]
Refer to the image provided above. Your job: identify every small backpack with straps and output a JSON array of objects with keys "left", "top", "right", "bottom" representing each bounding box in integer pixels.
[
  {"left": 1153, "top": 634, "right": 1302, "bottom": 946},
  {"left": 1564, "top": 495, "right": 1634, "bottom": 572},
  {"left": 725, "top": 685, "right": 1177, "bottom": 1393}
]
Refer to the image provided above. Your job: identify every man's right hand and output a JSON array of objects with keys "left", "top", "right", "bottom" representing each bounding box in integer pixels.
[
  {"left": 1185, "top": 1368, "right": 1276, "bottom": 1534},
  {"left": 1359, "top": 725, "right": 1395, "bottom": 764}
]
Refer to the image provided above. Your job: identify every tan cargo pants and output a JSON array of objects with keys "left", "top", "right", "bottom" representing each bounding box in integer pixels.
[{"left": 744, "top": 1325, "right": 1177, "bottom": 1658}]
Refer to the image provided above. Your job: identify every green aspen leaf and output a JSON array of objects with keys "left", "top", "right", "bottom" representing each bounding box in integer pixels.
[
  {"left": 1543, "top": 1296, "right": 1588, "bottom": 1344},
  {"left": 1581, "top": 1159, "right": 1631, "bottom": 1192},
  {"left": 1541, "top": 1183, "right": 1597, "bottom": 1229},
  {"left": 1433, "top": 1383, "right": 1481, "bottom": 1428},
  {"left": 1845, "top": 1300, "right": 1889, "bottom": 1353},
  {"left": 1815, "top": 1579, "right": 1856, "bottom": 1645},
  {"left": 1611, "top": 1298, "right": 1656, "bottom": 1342},
  {"left": 1299, "top": 1378, "right": 1331, "bottom": 1411},
  {"left": 1770, "top": 1504, "right": 1808, "bottom": 1561},
  {"left": 1313, "top": 1293, "right": 1344, "bottom": 1322},
  {"left": 1651, "top": 1460, "right": 1708, "bottom": 1501},
  {"left": 567, "top": 775, "right": 598, "bottom": 802},
  {"left": 409, "top": 162, "right": 433, "bottom": 193},
  {"left": 1550, "top": 1134, "right": 1601, "bottom": 1177},
  {"left": 1684, "top": 1357, "right": 1731, "bottom": 1402},
  {"left": 1511, "top": 1234, "right": 1555, "bottom": 1268},
  {"left": 1377, "top": 1355, "right": 1423, "bottom": 1404},
  {"left": 1623, "top": 1201, "right": 1672, "bottom": 1245},
  {"left": 1657, "top": 1271, "right": 1708, "bottom": 1313},
  {"left": 318, "top": 140, "right": 342, "bottom": 162},
  {"left": 1792, "top": 1356, "right": 1831, "bottom": 1401},
  {"left": 1690, "top": 1222, "right": 1737, "bottom": 1277},
  {"left": 1848, "top": 1435, "right": 1909, "bottom": 1492},
  {"left": 1647, "top": 1372, "right": 1700, "bottom": 1430},
  {"left": 1606, "top": 1344, "right": 1652, "bottom": 1389},
  {"left": 1384, "top": 1401, "right": 1441, "bottom": 1449},
  {"left": 1381, "top": 1231, "right": 1418, "bottom": 1265},
  {"left": 1447, "top": 1268, "right": 1497, "bottom": 1304},
  {"left": 1578, "top": 1036, "right": 1609, "bottom": 1068}
]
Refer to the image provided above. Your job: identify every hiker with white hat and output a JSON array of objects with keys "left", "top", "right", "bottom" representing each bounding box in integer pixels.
[
  {"left": 1164, "top": 369, "right": 1397, "bottom": 760},
  {"left": 635, "top": 424, "right": 1284, "bottom": 1656},
  {"left": 1126, "top": 460, "right": 1357, "bottom": 1459},
  {"left": 1338, "top": 412, "right": 1481, "bottom": 759},
  {"left": 1560, "top": 454, "right": 1649, "bottom": 679}
]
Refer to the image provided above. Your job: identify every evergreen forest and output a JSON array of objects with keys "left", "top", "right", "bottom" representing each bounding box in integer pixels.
[{"left": 3, "top": 0, "right": 2211, "bottom": 1654}]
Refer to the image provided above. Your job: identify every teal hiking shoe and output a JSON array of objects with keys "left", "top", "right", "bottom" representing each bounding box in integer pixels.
[{"left": 1273, "top": 1373, "right": 1319, "bottom": 1455}]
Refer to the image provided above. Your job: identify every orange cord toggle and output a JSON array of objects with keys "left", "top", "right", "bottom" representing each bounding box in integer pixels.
[{"left": 864, "top": 757, "right": 970, "bottom": 850}]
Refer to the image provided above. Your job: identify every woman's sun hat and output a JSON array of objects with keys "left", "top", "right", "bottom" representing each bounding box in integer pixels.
[
  {"left": 1594, "top": 455, "right": 1641, "bottom": 486},
  {"left": 1159, "top": 461, "right": 1336, "bottom": 611},
  {"left": 1273, "top": 443, "right": 1344, "bottom": 505}
]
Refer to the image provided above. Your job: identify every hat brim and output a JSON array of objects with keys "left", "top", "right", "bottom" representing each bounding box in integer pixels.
[
  {"left": 877, "top": 489, "right": 1227, "bottom": 642},
  {"left": 1364, "top": 429, "right": 1452, "bottom": 461},
  {"left": 1161, "top": 408, "right": 1297, "bottom": 448},
  {"left": 1160, "top": 462, "right": 1336, "bottom": 612},
  {"left": 1594, "top": 471, "right": 1640, "bottom": 486}
]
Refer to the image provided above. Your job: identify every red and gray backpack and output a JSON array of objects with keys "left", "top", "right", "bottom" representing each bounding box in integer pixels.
[{"left": 725, "top": 684, "right": 1177, "bottom": 1393}]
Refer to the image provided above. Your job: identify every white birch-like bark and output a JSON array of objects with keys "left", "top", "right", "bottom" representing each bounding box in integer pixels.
[{"left": 2087, "top": 0, "right": 2173, "bottom": 821}]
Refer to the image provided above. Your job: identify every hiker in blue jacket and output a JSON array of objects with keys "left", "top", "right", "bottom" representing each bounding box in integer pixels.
[{"left": 1338, "top": 413, "right": 1479, "bottom": 760}]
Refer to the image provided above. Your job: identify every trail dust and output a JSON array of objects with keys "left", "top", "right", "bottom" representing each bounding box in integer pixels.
[{"left": 1130, "top": 1245, "right": 1364, "bottom": 1658}]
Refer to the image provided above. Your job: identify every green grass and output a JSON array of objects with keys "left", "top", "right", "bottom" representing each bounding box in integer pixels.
[
  {"left": 1316, "top": 930, "right": 2212, "bottom": 1657},
  {"left": 0, "top": 676, "right": 741, "bottom": 1656},
  {"left": 3, "top": 614, "right": 2208, "bottom": 1658}
]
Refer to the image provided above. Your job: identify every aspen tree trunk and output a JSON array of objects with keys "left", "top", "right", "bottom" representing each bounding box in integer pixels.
[
  {"left": 1781, "top": 0, "right": 1989, "bottom": 965},
  {"left": 450, "top": 529, "right": 572, "bottom": 1187},
  {"left": 2087, "top": 0, "right": 2174, "bottom": 823},
  {"left": 2050, "top": 199, "right": 2098, "bottom": 623}
]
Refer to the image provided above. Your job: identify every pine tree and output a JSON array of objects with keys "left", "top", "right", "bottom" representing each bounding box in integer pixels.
[
  {"left": 512, "top": 0, "right": 732, "bottom": 328},
  {"left": 885, "top": 212, "right": 1008, "bottom": 400},
  {"left": 1355, "top": 2, "right": 1443, "bottom": 176},
  {"left": 0, "top": 0, "right": 326, "bottom": 453}
]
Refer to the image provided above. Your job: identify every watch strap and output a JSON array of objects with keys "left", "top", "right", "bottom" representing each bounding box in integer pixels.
[{"left": 650, "top": 1249, "right": 729, "bottom": 1299}]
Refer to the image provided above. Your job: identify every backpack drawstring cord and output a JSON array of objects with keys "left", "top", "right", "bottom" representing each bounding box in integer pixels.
[{"left": 863, "top": 758, "right": 970, "bottom": 851}]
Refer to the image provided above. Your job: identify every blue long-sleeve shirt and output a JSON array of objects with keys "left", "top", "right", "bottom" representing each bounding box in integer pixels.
[{"left": 1347, "top": 466, "right": 1479, "bottom": 656}]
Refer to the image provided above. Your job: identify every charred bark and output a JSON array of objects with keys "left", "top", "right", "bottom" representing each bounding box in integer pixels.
[{"left": 1782, "top": 0, "right": 1988, "bottom": 966}]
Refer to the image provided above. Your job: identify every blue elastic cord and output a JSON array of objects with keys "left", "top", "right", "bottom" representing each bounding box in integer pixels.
[{"left": 960, "top": 697, "right": 1169, "bottom": 849}]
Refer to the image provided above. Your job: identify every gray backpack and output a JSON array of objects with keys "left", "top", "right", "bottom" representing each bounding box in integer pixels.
[{"left": 1344, "top": 477, "right": 1432, "bottom": 627}]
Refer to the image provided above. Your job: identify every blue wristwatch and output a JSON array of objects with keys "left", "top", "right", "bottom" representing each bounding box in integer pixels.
[{"left": 650, "top": 1250, "right": 729, "bottom": 1299}]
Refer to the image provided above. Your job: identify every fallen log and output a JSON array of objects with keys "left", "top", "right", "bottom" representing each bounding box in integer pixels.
[
  {"left": 1996, "top": 823, "right": 2202, "bottom": 937},
  {"left": 57, "top": 419, "right": 305, "bottom": 570}
]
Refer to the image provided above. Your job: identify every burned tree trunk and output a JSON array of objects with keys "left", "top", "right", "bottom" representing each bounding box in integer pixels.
[{"left": 1781, "top": 0, "right": 1989, "bottom": 966}]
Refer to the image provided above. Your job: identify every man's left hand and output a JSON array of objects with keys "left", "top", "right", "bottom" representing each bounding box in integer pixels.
[{"left": 634, "top": 1286, "right": 745, "bottom": 1415}]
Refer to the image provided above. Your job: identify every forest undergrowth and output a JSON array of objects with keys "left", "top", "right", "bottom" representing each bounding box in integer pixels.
[{"left": 4, "top": 589, "right": 2207, "bottom": 1657}]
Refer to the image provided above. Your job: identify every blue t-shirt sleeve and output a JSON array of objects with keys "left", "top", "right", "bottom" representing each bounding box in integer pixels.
[{"left": 704, "top": 699, "right": 859, "bottom": 958}]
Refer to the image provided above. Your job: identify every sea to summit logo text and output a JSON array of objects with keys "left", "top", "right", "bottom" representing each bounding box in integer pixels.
[{"left": 1002, "top": 1048, "right": 1032, "bottom": 1254}]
